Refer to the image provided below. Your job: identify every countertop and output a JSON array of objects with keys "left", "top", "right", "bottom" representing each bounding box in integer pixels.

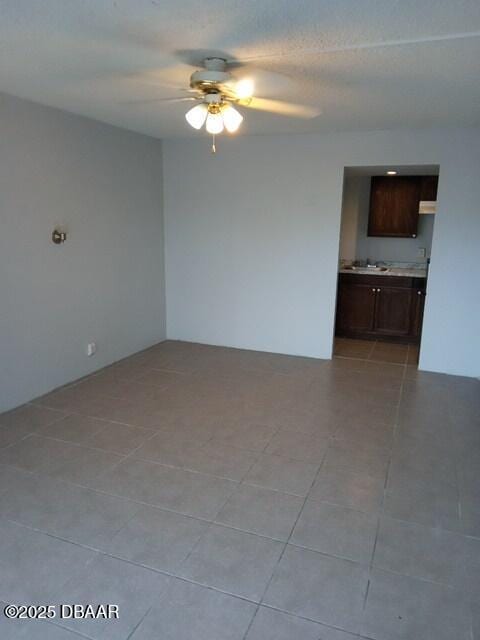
[{"left": 339, "top": 266, "right": 427, "bottom": 278}]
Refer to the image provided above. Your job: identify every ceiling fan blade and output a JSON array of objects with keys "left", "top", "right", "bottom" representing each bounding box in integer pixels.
[
  {"left": 120, "top": 96, "right": 196, "bottom": 106},
  {"left": 120, "top": 64, "right": 194, "bottom": 91},
  {"left": 221, "top": 68, "right": 294, "bottom": 101},
  {"left": 239, "top": 97, "right": 321, "bottom": 119}
]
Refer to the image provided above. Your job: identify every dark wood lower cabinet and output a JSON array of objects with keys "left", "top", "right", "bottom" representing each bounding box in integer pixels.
[
  {"left": 374, "top": 286, "right": 413, "bottom": 336},
  {"left": 335, "top": 274, "right": 426, "bottom": 342},
  {"left": 336, "top": 282, "right": 376, "bottom": 334},
  {"left": 411, "top": 289, "right": 426, "bottom": 339}
]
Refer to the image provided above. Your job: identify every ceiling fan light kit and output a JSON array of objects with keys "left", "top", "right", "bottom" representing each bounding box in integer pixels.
[
  {"left": 205, "top": 110, "right": 224, "bottom": 134},
  {"left": 185, "top": 103, "right": 208, "bottom": 129},
  {"left": 184, "top": 60, "right": 247, "bottom": 150},
  {"left": 179, "top": 56, "right": 319, "bottom": 153},
  {"left": 223, "top": 105, "right": 244, "bottom": 133}
]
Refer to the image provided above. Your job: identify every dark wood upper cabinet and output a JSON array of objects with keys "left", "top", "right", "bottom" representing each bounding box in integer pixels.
[
  {"left": 368, "top": 176, "right": 421, "bottom": 238},
  {"left": 419, "top": 175, "right": 439, "bottom": 201}
]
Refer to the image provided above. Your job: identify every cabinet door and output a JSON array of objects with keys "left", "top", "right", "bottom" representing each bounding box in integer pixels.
[
  {"left": 411, "top": 289, "right": 426, "bottom": 339},
  {"left": 368, "top": 177, "right": 421, "bottom": 238},
  {"left": 336, "top": 283, "right": 376, "bottom": 334},
  {"left": 374, "top": 286, "right": 413, "bottom": 336},
  {"left": 420, "top": 176, "right": 438, "bottom": 201}
]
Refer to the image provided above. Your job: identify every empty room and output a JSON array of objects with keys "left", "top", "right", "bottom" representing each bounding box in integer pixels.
[{"left": 1, "top": 2, "right": 479, "bottom": 639}]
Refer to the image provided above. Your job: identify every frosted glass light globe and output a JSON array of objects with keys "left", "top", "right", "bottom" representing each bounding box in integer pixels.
[
  {"left": 205, "top": 112, "right": 224, "bottom": 134},
  {"left": 223, "top": 105, "right": 243, "bottom": 133},
  {"left": 185, "top": 103, "right": 208, "bottom": 129}
]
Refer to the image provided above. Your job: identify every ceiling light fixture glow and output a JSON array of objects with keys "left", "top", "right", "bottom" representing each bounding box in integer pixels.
[
  {"left": 223, "top": 105, "right": 243, "bottom": 133},
  {"left": 205, "top": 111, "right": 224, "bottom": 134},
  {"left": 387, "top": 170, "right": 397, "bottom": 175},
  {"left": 185, "top": 103, "right": 208, "bottom": 129},
  {"left": 235, "top": 78, "right": 254, "bottom": 100},
  {"left": 185, "top": 96, "right": 244, "bottom": 150}
]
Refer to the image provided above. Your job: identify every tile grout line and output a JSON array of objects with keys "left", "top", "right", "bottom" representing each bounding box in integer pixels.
[
  {"left": 344, "top": 344, "right": 407, "bottom": 616},
  {"left": 48, "top": 620, "right": 96, "bottom": 640},
  {"left": 173, "top": 421, "right": 288, "bottom": 589},
  {"left": 17, "top": 445, "right": 476, "bottom": 543},
  {"left": 125, "top": 605, "right": 154, "bottom": 640},
  {"left": 240, "top": 445, "right": 331, "bottom": 640},
  {"left": 241, "top": 604, "right": 260, "bottom": 640},
  {"left": 7, "top": 337, "right": 408, "bottom": 415},
  {"left": 3, "top": 381, "right": 471, "bottom": 536},
  {"left": 5, "top": 513, "right": 470, "bottom": 598},
  {"left": 3, "top": 339, "right": 476, "bottom": 639},
  {"left": 254, "top": 446, "right": 330, "bottom": 610}
]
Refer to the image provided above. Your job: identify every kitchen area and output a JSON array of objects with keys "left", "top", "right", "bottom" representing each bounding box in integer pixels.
[{"left": 335, "top": 165, "right": 438, "bottom": 366}]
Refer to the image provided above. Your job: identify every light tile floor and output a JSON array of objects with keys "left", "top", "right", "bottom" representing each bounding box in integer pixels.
[{"left": 0, "top": 338, "right": 478, "bottom": 639}]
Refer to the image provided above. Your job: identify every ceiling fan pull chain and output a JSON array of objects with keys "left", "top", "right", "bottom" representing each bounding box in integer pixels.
[{"left": 211, "top": 134, "right": 216, "bottom": 154}]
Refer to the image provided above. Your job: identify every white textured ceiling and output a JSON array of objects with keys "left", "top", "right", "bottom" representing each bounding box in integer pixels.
[{"left": 1, "top": 1, "right": 479, "bottom": 138}]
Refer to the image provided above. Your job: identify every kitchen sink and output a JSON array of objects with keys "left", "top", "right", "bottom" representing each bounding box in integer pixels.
[{"left": 343, "top": 266, "right": 389, "bottom": 273}]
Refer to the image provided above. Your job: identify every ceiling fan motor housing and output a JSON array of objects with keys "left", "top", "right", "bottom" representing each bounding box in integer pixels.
[
  {"left": 190, "top": 69, "right": 230, "bottom": 90},
  {"left": 190, "top": 57, "right": 231, "bottom": 92}
]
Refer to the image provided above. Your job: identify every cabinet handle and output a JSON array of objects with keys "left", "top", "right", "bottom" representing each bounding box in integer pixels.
[
  {"left": 417, "top": 291, "right": 422, "bottom": 295},
  {"left": 412, "top": 234, "right": 417, "bottom": 238},
  {"left": 372, "top": 288, "right": 376, "bottom": 292},
  {"left": 377, "top": 288, "right": 381, "bottom": 292}
]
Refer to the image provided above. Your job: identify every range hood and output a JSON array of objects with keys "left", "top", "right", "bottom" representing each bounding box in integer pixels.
[{"left": 419, "top": 200, "right": 437, "bottom": 215}]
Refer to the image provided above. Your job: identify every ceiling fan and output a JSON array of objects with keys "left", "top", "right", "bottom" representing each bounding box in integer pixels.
[{"left": 133, "top": 55, "right": 321, "bottom": 152}]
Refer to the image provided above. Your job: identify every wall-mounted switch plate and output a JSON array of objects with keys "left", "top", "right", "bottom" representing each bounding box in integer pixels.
[
  {"left": 86, "top": 342, "right": 97, "bottom": 357},
  {"left": 418, "top": 247, "right": 426, "bottom": 258}
]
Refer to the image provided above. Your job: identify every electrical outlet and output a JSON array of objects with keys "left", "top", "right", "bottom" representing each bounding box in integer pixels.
[
  {"left": 86, "top": 342, "right": 97, "bottom": 357},
  {"left": 418, "top": 247, "right": 426, "bottom": 258}
]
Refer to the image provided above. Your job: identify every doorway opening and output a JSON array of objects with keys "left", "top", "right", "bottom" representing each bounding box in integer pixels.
[{"left": 334, "top": 164, "right": 439, "bottom": 370}]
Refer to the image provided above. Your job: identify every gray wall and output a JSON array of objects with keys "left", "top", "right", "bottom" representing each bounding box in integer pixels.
[
  {"left": 340, "top": 175, "right": 435, "bottom": 263},
  {"left": 164, "top": 128, "right": 480, "bottom": 378},
  {"left": 0, "top": 94, "right": 166, "bottom": 412}
]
